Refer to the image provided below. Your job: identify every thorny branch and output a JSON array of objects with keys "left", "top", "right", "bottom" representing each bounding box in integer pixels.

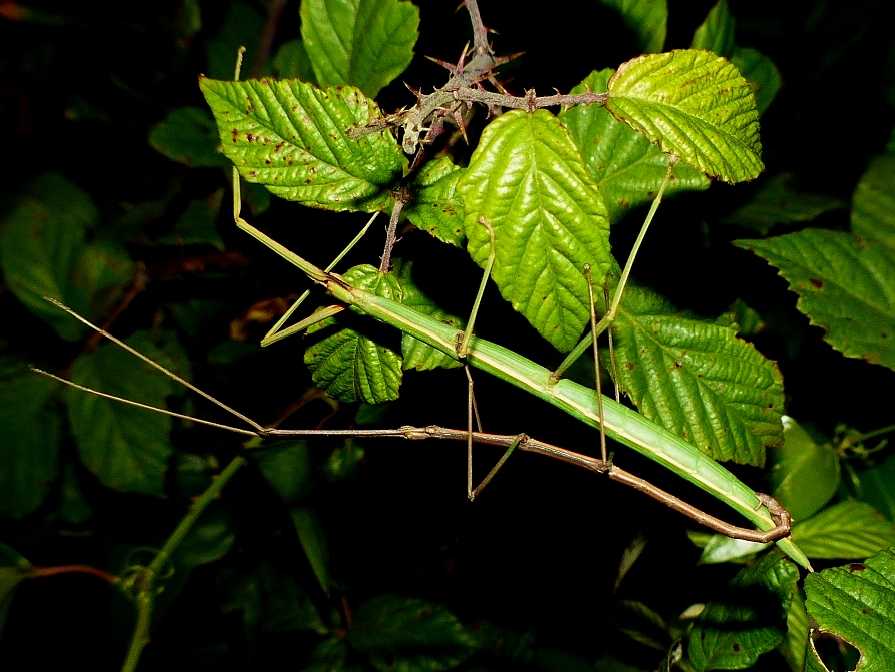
[{"left": 350, "top": 0, "right": 608, "bottom": 154}]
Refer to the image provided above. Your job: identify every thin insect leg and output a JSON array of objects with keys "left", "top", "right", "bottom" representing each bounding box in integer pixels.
[
  {"left": 262, "top": 305, "right": 346, "bottom": 348},
  {"left": 262, "top": 212, "right": 379, "bottom": 348},
  {"left": 466, "top": 365, "right": 475, "bottom": 500},
  {"left": 470, "top": 434, "right": 523, "bottom": 500},
  {"left": 43, "top": 297, "right": 266, "bottom": 433},
  {"left": 32, "top": 368, "right": 259, "bottom": 437},
  {"left": 458, "top": 217, "right": 495, "bottom": 358},
  {"left": 604, "top": 283, "right": 620, "bottom": 404},
  {"left": 551, "top": 156, "right": 678, "bottom": 383},
  {"left": 585, "top": 265, "right": 608, "bottom": 465}
]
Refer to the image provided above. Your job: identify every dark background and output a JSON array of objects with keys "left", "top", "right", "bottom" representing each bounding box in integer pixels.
[{"left": 1, "top": 0, "right": 892, "bottom": 669}]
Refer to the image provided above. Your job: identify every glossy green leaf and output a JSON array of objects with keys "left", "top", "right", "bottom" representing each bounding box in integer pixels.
[
  {"left": 300, "top": 0, "right": 419, "bottom": 97},
  {"left": 290, "top": 507, "right": 330, "bottom": 594},
  {"left": 781, "top": 592, "right": 809, "bottom": 672},
  {"left": 792, "top": 501, "right": 895, "bottom": 560},
  {"left": 560, "top": 69, "right": 709, "bottom": 224},
  {"left": 66, "top": 331, "right": 184, "bottom": 496},
  {"left": 458, "top": 110, "right": 611, "bottom": 352},
  {"left": 737, "top": 229, "right": 895, "bottom": 371},
  {"left": 394, "top": 261, "right": 462, "bottom": 372},
  {"left": 200, "top": 78, "right": 406, "bottom": 211},
  {"left": 0, "top": 364, "right": 61, "bottom": 518},
  {"left": 272, "top": 41, "right": 315, "bottom": 82},
  {"left": 856, "top": 455, "right": 895, "bottom": 520},
  {"left": 723, "top": 174, "right": 844, "bottom": 235},
  {"left": 599, "top": 0, "right": 667, "bottom": 53},
  {"left": 159, "top": 190, "right": 225, "bottom": 250},
  {"left": 349, "top": 595, "right": 478, "bottom": 672},
  {"left": 852, "top": 154, "right": 895, "bottom": 251},
  {"left": 304, "top": 265, "right": 403, "bottom": 402},
  {"left": 731, "top": 48, "right": 782, "bottom": 115},
  {"left": 688, "top": 552, "right": 798, "bottom": 671},
  {"left": 691, "top": 0, "right": 735, "bottom": 57},
  {"left": 768, "top": 416, "right": 840, "bottom": 522},
  {"left": 804, "top": 547, "right": 895, "bottom": 671},
  {"left": 609, "top": 284, "right": 785, "bottom": 465},
  {"left": 257, "top": 441, "right": 312, "bottom": 502},
  {"left": 1, "top": 174, "right": 94, "bottom": 340},
  {"left": 606, "top": 50, "right": 764, "bottom": 183},
  {"left": 148, "top": 107, "right": 227, "bottom": 167},
  {"left": 405, "top": 157, "right": 466, "bottom": 247},
  {"left": 0, "top": 545, "right": 31, "bottom": 633}
]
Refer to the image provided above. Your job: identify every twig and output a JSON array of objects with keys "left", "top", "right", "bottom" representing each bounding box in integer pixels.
[
  {"left": 379, "top": 187, "right": 410, "bottom": 272},
  {"left": 30, "top": 564, "right": 119, "bottom": 584},
  {"left": 464, "top": 0, "right": 491, "bottom": 56},
  {"left": 120, "top": 456, "right": 247, "bottom": 672}
]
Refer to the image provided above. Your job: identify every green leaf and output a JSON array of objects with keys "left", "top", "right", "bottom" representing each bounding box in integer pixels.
[
  {"left": 723, "top": 174, "right": 845, "bottom": 235},
  {"left": 300, "top": 0, "right": 419, "bottom": 97},
  {"left": 66, "top": 331, "right": 184, "bottom": 495},
  {"left": 405, "top": 157, "right": 466, "bottom": 247},
  {"left": 856, "top": 455, "right": 895, "bottom": 520},
  {"left": 695, "top": 534, "right": 766, "bottom": 565},
  {"left": 609, "top": 283, "right": 785, "bottom": 465},
  {"left": 159, "top": 190, "right": 225, "bottom": 250},
  {"left": 804, "top": 547, "right": 895, "bottom": 671},
  {"left": 174, "top": 508, "right": 235, "bottom": 570},
  {"left": 148, "top": 107, "right": 228, "bottom": 167},
  {"left": 1, "top": 174, "right": 95, "bottom": 340},
  {"left": 688, "top": 552, "right": 798, "bottom": 671},
  {"left": 272, "top": 41, "right": 315, "bottom": 82},
  {"left": 606, "top": 49, "right": 764, "bottom": 183},
  {"left": 852, "top": 154, "right": 895, "bottom": 251},
  {"left": 781, "top": 592, "right": 809, "bottom": 672},
  {"left": 349, "top": 595, "right": 478, "bottom": 672},
  {"left": 730, "top": 48, "right": 782, "bottom": 115},
  {"left": 394, "top": 261, "right": 462, "bottom": 372},
  {"left": 290, "top": 507, "right": 330, "bottom": 594},
  {"left": 560, "top": 69, "right": 710, "bottom": 224},
  {"left": 325, "top": 440, "right": 365, "bottom": 481},
  {"left": 257, "top": 441, "right": 312, "bottom": 503},
  {"left": 0, "top": 364, "right": 61, "bottom": 518},
  {"left": 458, "top": 110, "right": 611, "bottom": 352},
  {"left": 599, "top": 0, "right": 667, "bottom": 53},
  {"left": 219, "top": 561, "right": 325, "bottom": 635},
  {"left": 0, "top": 545, "right": 31, "bottom": 633},
  {"left": 304, "top": 265, "right": 403, "bottom": 403},
  {"left": 792, "top": 501, "right": 895, "bottom": 560},
  {"left": 691, "top": 0, "right": 735, "bottom": 57},
  {"left": 737, "top": 229, "right": 895, "bottom": 371},
  {"left": 56, "top": 462, "right": 93, "bottom": 525},
  {"left": 200, "top": 78, "right": 406, "bottom": 211},
  {"left": 768, "top": 416, "right": 840, "bottom": 521}
]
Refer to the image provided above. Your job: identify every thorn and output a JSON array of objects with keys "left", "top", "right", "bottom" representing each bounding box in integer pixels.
[
  {"left": 424, "top": 54, "right": 458, "bottom": 75},
  {"left": 457, "top": 42, "right": 470, "bottom": 74},
  {"left": 403, "top": 81, "right": 423, "bottom": 101},
  {"left": 493, "top": 51, "right": 525, "bottom": 67},
  {"left": 488, "top": 75, "right": 509, "bottom": 95},
  {"left": 452, "top": 109, "right": 469, "bottom": 145}
]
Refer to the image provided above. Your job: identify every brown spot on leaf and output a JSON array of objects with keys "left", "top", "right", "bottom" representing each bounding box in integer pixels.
[
  {"left": 625, "top": 362, "right": 635, "bottom": 371},
  {"left": 810, "top": 278, "right": 823, "bottom": 288},
  {"left": 246, "top": 132, "right": 256, "bottom": 143},
  {"left": 848, "top": 563, "right": 867, "bottom": 572}
]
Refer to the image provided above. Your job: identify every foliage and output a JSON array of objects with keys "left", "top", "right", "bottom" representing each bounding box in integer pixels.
[{"left": 1, "top": 1, "right": 893, "bottom": 670}]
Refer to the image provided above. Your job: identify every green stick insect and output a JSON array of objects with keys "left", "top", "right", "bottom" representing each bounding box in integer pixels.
[{"left": 34, "top": 48, "right": 809, "bottom": 571}]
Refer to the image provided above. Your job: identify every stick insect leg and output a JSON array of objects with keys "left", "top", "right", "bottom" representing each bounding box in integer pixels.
[
  {"left": 457, "top": 217, "right": 495, "bottom": 358},
  {"left": 603, "top": 283, "right": 621, "bottom": 404},
  {"left": 550, "top": 156, "right": 678, "bottom": 383},
  {"left": 261, "top": 211, "right": 380, "bottom": 348},
  {"left": 585, "top": 265, "right": 608, "bottom": 465}
]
